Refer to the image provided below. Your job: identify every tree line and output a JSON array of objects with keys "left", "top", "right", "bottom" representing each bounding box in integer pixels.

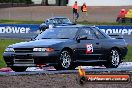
[{"left": 0, "top": 0, "right": 33, "bottom": 4}]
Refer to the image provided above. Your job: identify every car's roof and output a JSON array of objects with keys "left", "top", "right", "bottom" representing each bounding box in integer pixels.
[
  {"left": 55, "top": 25, "right": 96, "bottom": 28},
  {"left": 55, "top": 24, "right": 83, "bottom": 28}
]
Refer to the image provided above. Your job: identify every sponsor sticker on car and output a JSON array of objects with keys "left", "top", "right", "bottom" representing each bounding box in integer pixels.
[{"left": 86, "top": 44, "right": 93, "bottom": 54}]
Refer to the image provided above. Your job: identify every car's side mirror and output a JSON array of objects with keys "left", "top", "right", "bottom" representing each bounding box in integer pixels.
[
  {"left": 31, "top": 38, "right": 35, "bottom": 41},
  {"left": 87, "top": 35, "right": 94, "bottom": 40},
  {"left": 31, "top": 33, "right": 40, "bottom": 41},
  {"left": 77, "top": 35, "right": 94, "bottom": 42},
  {"left": 77, "top": 35, "right": 87, "bottom": 42}
]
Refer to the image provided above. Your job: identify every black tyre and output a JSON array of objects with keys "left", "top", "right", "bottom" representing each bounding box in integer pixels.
[
  {"left": 11, "top": 67, "right": 27, "bottom": 72},
  {"left": 105, "top": 49, "right": 121, "bottom": 68},
  {"left": 54, "top": 50, "right": 75, "bottom": 70}
]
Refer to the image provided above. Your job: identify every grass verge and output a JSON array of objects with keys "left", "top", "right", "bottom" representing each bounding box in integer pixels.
[
  {"left": 124, "top": 45, "right": 132, "bottom": 62},
  {"left": 0, "top": 19, "right": 132, "bottom": 25},
  {"left": 0, "top": 19, "right": 42, "bottom": 24}
]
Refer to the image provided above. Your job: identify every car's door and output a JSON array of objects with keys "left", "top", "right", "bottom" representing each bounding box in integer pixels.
[
  {"left": 76, "top": 27, "right": 102, "bottom": 61},
  {"left": 92, "top": 27, "right": 110, "bottom": 60}
]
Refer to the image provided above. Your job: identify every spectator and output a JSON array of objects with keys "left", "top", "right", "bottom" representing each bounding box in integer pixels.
[
  {"left": 116, "top": 9, "right": 127, "bottom": 23},
  {"left": 72, "top": 1, "right": 79, "bottom": 22},
  {"left": 81, "top": 3, "right": 88, "bottom": 19}
]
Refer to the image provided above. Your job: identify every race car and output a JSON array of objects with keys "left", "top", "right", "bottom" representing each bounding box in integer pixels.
[
  {"left": 39, "top": 17, "right": 75, "bottom": 31},
  {"left": 3, "top": 26, "right": 128, "bottom": 72}
]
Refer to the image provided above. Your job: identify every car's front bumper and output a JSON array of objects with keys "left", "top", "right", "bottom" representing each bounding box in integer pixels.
[{"left": 3, "top": 51, "right": 60, "bottom": 67}]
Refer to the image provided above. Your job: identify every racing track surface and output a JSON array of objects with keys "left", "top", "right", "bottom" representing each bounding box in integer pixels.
[
  {"left": 1, "top": 68, "right": 132, "bottom": 76},
  {"left": 1, "top": 62, "right": 132, "bottom": 88},
  {"left": 1, "top": 62, "right": 132, "bottom": 76}
]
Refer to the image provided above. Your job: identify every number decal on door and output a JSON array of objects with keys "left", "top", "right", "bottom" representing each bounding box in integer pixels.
[{"left": 86, "top": 44, "right": 93, "bottom": 54}]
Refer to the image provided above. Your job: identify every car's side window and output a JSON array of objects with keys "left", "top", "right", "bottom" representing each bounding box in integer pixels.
[
  {"left": 48, "top": 19, "right": 55, "bottom": 24},
  {"left": 93, "top": 28, "right": 106, "bottom": 39},
  {"left": 79, "top": 28, "right": 97, "bottom": 39}
]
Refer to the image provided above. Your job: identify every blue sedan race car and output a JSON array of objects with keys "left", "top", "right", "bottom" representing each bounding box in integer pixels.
[
  {"left": 39, "top": 17, "right": 75, "bottom": 31},
  {"left": 3, "top": 26, "right": 128, "bottom": 72}
]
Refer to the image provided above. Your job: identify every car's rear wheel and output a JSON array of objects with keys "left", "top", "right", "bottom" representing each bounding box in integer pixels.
[
  {"left": 11, "top": 67, "right": 27, "bottom": 72},
  {"left": 105, "top": 49, "right": 121, "bottom": 68},
  {"left": 54, "top": 50, "right": 75, "bottom": 70}
]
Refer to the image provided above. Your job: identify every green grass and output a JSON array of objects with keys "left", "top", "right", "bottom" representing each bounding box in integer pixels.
[
  {"left": 78, "top": 21, "right": 132, "bottom": 26},
  {"left": 0, "top": 19, "right": 42, "bottom": 24},
  {"left": 124, "top": 45, "right": 132, "bottom": 62},
  {"left": 0, "top": 39, "right": 24, "bottom": 68},
  {"left": 0, "top": 39, "right": 132, "bottom": 68},
  {"left": 0, "top": 19, "right": 132, "bottom": 25}
]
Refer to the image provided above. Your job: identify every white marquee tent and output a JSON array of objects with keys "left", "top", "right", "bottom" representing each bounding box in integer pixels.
[
  {"left": 31, "top": 0, "right": 132, "bottom": 6},
  {"left": 68, "top": 0, "right": 132, "bottom": 6}
]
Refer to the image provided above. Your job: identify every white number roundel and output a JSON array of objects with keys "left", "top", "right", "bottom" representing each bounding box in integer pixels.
[{"left": 86, "top": 44, "right": 93, "bottom": 54}]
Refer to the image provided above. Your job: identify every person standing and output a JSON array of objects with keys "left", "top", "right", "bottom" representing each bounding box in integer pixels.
[
  {"left": 72, "top": 1, "right": 79, "bottom": 22},
  {"left": 116, "top": 9, "right": 127, "bottom": 23},
  {"left": 81, "top": 3, "right": 87, "bottom": 20}
]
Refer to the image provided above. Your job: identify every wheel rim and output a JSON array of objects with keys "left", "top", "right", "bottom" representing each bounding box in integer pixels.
[
  {"left": 111, "top": 49, "right": 120, "bottom": 66},
  {"left": 60, "top": 51, "right": 71, "bottom": 69}
]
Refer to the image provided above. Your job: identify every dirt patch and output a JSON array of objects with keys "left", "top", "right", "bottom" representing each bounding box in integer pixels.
[{"left": 0, "top": 74, "right": 132, "bottom": 88}]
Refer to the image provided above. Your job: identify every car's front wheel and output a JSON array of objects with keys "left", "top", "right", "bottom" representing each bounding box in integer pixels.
[
  {"left": 105, "top": 49, "right": 121, "bottom": 68},
  {"left": 11, "top": 67, "right": 27, "bottom": 72},
  {"left": 54, "top": 50, "right": 75, "bottom": 70}
]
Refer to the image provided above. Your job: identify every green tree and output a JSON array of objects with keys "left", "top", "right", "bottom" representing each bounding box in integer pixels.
[
  {"left": 25, "top": 0, "right": 33, "bottom": 4},
  {"left": 0, "top": 0, "right": 33, "bottom": 4}
]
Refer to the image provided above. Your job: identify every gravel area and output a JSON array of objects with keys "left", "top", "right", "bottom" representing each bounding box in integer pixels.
[{"left": 0, "top": 74, "right": 132, "bottom": 88}]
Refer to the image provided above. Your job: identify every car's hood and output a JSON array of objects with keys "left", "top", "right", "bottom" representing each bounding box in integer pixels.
[{"left": 9, "top": 39, "right": 68, "bottom": 48}]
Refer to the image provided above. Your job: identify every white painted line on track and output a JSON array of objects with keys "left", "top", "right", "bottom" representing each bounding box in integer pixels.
[{"left": 1, "top": 62, "right": 132, "bottom": 72}]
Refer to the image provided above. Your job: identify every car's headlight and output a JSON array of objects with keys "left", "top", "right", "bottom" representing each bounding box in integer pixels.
[
  {"left": 33, "top": 48, "right": 54, "bottom": 52},
  {"left": 5, "top": 47, "right": 14, "bottom": 52}
]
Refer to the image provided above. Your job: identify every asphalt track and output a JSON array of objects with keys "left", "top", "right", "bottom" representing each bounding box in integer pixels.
[
  {"left": 1, "top": 62, "right": 132, "bottom": 76},
  {"left": 0, "top": 33, "right": 37, "bottom": 39},
  {"left": 1, "top": 67, "right": 132, "bottom": 76}
]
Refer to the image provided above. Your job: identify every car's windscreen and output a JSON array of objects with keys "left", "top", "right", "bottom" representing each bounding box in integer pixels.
[
  {"left": 35, "top": 28, "right": 78, "bottom": 39},
  {"left": 54, "top": 18, "right": 71, "bottom": 24}
]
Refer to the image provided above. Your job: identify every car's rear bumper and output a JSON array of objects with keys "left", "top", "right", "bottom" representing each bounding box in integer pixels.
[{"left": 3, "top": 51, "right": 60, "bottom": 67}]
